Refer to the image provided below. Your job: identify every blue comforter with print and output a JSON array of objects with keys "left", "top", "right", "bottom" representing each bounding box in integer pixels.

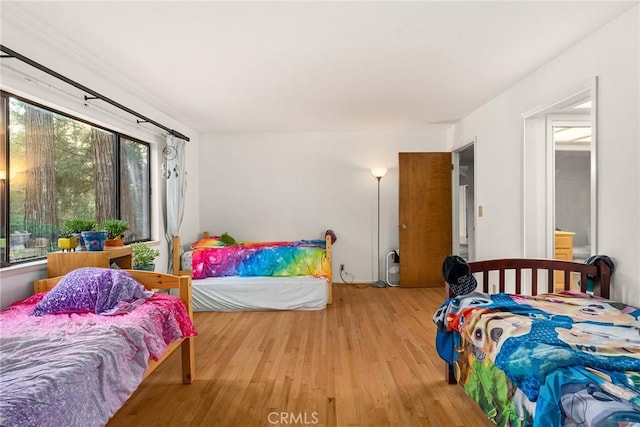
[{"left": 433, "top": 291, "right": 640, "bottom": 426}]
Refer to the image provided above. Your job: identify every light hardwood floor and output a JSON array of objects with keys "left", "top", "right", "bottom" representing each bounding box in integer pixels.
[{"left": 108, "top": 285, "right": 492, "bottom": 427}]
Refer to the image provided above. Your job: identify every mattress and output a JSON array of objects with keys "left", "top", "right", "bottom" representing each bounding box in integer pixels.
[{"left": 190, "top": 276, "right": 329, "bottom": 311}]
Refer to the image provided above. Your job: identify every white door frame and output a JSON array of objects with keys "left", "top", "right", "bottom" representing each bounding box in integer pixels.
[{"left": 521, "top": 77, "right": 598, "bottom": 258}]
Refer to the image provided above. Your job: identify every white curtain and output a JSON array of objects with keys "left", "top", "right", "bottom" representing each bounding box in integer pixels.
[{"left": 164, "top": 135, "right": 187, "bottom": 273}]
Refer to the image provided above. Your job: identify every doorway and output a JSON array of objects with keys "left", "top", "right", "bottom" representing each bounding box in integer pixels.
[
  {"left": 453, "top": 142, "right": 475, "bottom": 261},
  {"left": 522, "top": 78, "right": 597, "bottom": 262},
  {"left": 550, "top": 118, "right": 592, "bottom": 262}
]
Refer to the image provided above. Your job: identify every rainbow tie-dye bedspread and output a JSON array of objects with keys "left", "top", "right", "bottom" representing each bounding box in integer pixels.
[{"left": 191, "top": 239, "right": 329, "bottom": 280}]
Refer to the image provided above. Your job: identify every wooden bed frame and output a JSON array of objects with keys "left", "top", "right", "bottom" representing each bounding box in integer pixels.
[
  {"left": 171, "top": 232, "right": 334, "bottom": 304},
  {"left": 445, "top": 257, "right": 612, "bottom": 384},
  {"left": 33, "top": 270, "right": 195, "bottom": 384}
]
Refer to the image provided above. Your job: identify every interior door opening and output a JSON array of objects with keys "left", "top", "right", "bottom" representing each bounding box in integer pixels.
[
  {"left": 522, "top": 77, "right": 597, "bottom": 281},
  {"left": 550, "top": 119, "right": 592, "bottom": 262},
  {"left": 453, "top": 142, "right": 475, "bottom": 261}
]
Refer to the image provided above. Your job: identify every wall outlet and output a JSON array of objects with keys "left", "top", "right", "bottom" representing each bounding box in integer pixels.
[{"left": 340, "top": 264, "right": 345, "bottom": 271}]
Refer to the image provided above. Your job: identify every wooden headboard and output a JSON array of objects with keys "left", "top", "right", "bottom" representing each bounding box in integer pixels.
[
  {"left": 447, "top": 257, "right": 611, "bottom": 299},
  {"left": 34, "top": 270, "right": 193, "bottom": 313}
]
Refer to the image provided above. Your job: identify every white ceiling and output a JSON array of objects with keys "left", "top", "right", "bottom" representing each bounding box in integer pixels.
[{"left": 1, "top": 1, "right": 636, "bottom": 134}]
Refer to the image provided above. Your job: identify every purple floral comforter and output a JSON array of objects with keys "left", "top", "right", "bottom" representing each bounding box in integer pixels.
[{"left": 0, "top": 292, "right": 197, "bottom": 427}]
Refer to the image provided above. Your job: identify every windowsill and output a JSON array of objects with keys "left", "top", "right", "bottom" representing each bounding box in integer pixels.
[{"left": 0, "top": 259, "right": 47, "bottom": 279}]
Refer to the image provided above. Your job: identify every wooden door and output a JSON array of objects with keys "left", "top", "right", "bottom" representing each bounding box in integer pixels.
[{"left": 399, "top": 152, "right": 452, "bottom": 287}]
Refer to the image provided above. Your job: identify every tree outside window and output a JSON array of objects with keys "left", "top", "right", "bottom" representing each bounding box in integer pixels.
[{"left": 1, "top": 95, "right": 151, "bottom": 266}]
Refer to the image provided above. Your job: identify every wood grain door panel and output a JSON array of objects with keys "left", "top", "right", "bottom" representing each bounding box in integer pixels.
[{"left": 399, "top": 152, "right": 452, "bottom": 287}]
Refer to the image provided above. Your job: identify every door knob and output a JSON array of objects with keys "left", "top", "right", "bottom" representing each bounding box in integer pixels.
[{"left": 401, "top": 224, "right": 407, "bottom": 230}]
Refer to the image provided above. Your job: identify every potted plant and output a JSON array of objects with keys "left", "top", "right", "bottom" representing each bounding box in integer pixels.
[
  {"left": 131, "top": 242, "right": 160, "bottom": 271},
  {"left": 80, "top": 228, "right": 107, "bottom": 251},
  {"left": 64, "top": 218, "right": 97, "bottom": 251},
  {"left": 102, "top": 219, "right": 129, "bottom": 246},
  {"left": 57, "top": 227, "right": 78, "bottom": 252}
]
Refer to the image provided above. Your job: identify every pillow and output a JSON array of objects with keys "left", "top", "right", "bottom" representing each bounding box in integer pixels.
[
  {"left": 32, "top": 267, "right": 152, "bottom": 316},
  {"left": 191, "top": 236, "right": 225, "bottom": 249},
  {"left": 219, "top": 232, "right": 238, "bottom": 246},
  {"left": 191, "top": 232, "right": 239, "bottom": 248}
]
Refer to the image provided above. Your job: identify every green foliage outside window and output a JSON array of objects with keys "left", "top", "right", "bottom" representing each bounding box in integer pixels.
[{"left": 2, "top": 95, "right": 152, "bottom": 265}]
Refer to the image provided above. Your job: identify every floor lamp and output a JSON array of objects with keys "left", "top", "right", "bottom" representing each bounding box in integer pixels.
[{"left": 371, "top": 167, "right": 388, "bottom": 288}]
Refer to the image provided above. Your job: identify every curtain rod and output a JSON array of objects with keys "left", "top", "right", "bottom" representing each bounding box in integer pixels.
[{"left": 0, "top": 44, "right": 190, "bottom": 142}]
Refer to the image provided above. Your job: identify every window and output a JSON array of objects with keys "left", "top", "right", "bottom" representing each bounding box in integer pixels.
[
  {"left": 0, "top": 93, "right": 151, "bottom": 266},
  {"left": 120, "top": 137, "right": 151, "bottom": 242}
]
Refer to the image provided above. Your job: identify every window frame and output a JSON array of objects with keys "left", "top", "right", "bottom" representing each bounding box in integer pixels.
[{"left": 1, "top": 90, "right": 153, "bottom": 267}]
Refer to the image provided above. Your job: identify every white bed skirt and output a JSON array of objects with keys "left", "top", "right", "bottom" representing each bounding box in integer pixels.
[{"left": 189, "top": 276, "right": 329, "bottom": 311}]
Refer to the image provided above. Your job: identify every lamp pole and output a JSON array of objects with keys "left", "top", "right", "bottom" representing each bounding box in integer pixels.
[{"left": 372, "top": 170, "right": 387, "bottom": 288}]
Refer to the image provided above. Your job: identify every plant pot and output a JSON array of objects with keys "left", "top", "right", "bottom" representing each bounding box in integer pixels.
[
  {"left": 72, "top": 233, "right": 86, "bottom": 251},
  {"left": 58, "top": 237, "right": 79, "bottom": 252},
  {"left": 134, "top": 264, "right": 155, "bottom": 271},
  {"left": 81, "top": 231, "right": 107, "bottom": 251},
  {"left": 105, "top": 238, "right": 124, "bottom": 247}
]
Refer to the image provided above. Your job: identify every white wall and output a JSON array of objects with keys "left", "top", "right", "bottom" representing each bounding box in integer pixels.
[
  {"left": 450, "top": 7, "right": 639, "bottom": 305},
  {"left": 0, "top": 14, "right": 201, "bottom": 309},
  {"left": 2, "top": 5, "right": 637, "bottom": 307},
  {"left": 198, "top": 129, "right": 449, "bottom": 282}
]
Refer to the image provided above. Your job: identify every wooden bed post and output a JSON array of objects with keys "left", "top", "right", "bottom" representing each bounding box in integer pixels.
[
  {"left": 444, "top": 282, "right": 457, "bottom": 384},
  {"left": 592, "top": 258, "right": 612, "bottom": 298},
  {"left": 172, "top": 235, "right": 181, "bottom": 276},
  {"left": 326, "top": 233, "right": 333, "bottom": 305},
  {"left": 179, "top": 274, "right": 195, "bottom": 384},
  {"left": 446, "top": 364, "right": 457, "bottom": 384}
]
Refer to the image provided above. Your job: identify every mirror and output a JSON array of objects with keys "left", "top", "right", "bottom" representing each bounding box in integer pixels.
[{"left": 522, "top": 78, "right": 597, "bottom": 265}]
